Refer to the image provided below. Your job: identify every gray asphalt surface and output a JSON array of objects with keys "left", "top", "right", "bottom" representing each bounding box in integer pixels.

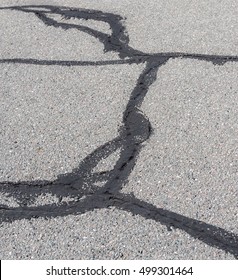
[{"left": 0, "top": 0, "right": 237, "bottom": 259}]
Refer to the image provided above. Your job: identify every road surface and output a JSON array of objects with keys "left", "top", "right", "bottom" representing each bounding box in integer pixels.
[{"left": 0, "top": 0, "right": 237, "bottom": 259}]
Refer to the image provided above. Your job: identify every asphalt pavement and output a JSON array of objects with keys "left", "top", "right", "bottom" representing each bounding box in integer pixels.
[{"left": 0, "top": 0, "right": 237, "bottom": 259}]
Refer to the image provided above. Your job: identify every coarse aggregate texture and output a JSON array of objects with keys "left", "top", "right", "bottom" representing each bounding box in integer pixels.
[
  {"left": 3, "top": 0, "right": 235, "bottom": 56},
  {"left": 0, "top": 209, "right": 234, "bottom": 260},
  {"left": 0, "top": 63, "right": 143, "bottom": 181},
  {"left": 1, "top": 0, "right": 238, "bottom": 56},
  {"left": 0, "top": 6, "right": 119, "bottom": 61},
  {"left": 123, "top": 58, "right": 238, "bottom": 234},
  {"left": 0, "top": 0, "right": 237, "bottom": 260}
]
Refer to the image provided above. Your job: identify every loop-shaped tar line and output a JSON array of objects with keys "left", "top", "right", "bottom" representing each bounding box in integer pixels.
[{"left": 0, "top": 5, "right": 238, "bottom": 258}]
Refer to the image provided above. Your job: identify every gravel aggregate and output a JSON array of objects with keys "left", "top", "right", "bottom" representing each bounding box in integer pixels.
[{"left": 0, "top": 0, "right": 237, "bottom": 260}]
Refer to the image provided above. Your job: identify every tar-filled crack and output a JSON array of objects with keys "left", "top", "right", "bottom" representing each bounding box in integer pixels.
[{"left": 0, "top": 5, "right": 238, "bottom": 258}]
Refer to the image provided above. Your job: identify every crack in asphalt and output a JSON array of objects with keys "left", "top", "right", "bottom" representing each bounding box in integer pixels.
[{"left": 0, "top": 5, "right": 238, "bottom": 258}]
